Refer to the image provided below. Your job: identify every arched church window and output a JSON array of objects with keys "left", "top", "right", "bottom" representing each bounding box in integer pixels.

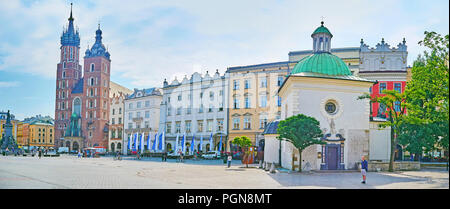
[
  {"left": 70, "top": 48, "right": 73, "bottom": 60},
  {"left": 90, "top": 77, "right": 95, "bottom": 86},
  {"left": 73, "top": 98, "right": 81, "bottom": 116},
  {"left": 62, "top": 71, "right": 66, "bottom": 78},
  {"left": 63, "top": 62, "right": 66, "bottom": 69},
  {"left": 90, "top": 63, "right": 95, "bottom": 72},
  {"left": 104, "top": 65, "right": 107, "bottom": 73}
]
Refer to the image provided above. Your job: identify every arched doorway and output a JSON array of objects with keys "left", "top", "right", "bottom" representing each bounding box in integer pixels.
[
  {"left": 205, "top": 144, "right": 210, "bottom": 152},
  {"left": 73, "top": 141, "right": 79, "bottom": 152},
  {"left": 111, "top": 143, "right": 115, "bottom": 152},
  {"left": 117, "top": 143, "right": 122, "bottom": 152}
]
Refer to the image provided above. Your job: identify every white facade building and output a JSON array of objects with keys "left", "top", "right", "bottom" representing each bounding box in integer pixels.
[
  {"left": 159, "top": 70, "right": 229, "bottom": 154},
  {"left": 123, "top": 88, "right": 162, "bottom": 154}
]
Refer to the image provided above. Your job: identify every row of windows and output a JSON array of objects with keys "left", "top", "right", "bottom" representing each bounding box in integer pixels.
[
  {"left": 61, "top": 69, "right": 79, "bottom": 79},
  {"left": 167, "top": 90, "right": 224, "bottom": 104},
  {"left": 233, "top": 76, "right": 284, "bottom": 90},
  {"left": 233, "top": 96, "right": 281, "bottom": 109},
  {"left": 128, "top": 100, "right": 157, "bottom": 109},
  {"left": 372, "top": 82, "right": 402, "bottom": 94},
  {"left": 167, "top": 104, "right": 224, "bottom": 116},
  {"left": 110, "top": 117, "right": 122, "bottom": 125},
  {"left": 127, "top": 121, "right": 152, "bottom": 129},
  {"left": 232, "top": 117, "right": 270, "bottom": 130},
  {"left": 165, "top": 119, "right": 224, "bottom": 134},
  {"left": 88, "top": 63, "right": 108, "bottom": 74},
  {"left": 128, "top": 111, "right": 152, "bottom": 119}
]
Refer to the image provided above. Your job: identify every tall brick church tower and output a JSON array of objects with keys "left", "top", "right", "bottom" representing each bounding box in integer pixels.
[
  {"left": 54, "top": 3, "right": 111, "bottom": 150},
  {"left": 82, "top": 24, "right": 111, "bottom": 148},
  {"left": 55, "top": 3, "right": 82, "bottom": 149}
]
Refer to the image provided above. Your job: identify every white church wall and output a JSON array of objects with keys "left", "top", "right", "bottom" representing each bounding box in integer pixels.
[
  {"left": 345, "top": 129, "right": 370, "bottom": 169},
  {"left": 369, "top": 123, "right": 391, "bottom": 162},
  {"left": 263, "top": 135, "right": 280, "bottom": 165}
]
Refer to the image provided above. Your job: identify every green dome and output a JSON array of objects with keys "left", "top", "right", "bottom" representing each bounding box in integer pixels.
[
  {"left": 290, "top": 53, "right": 352, "bottom": 76},
  {"left": 312, "top": 22, "right": 333, "bottom": 37}
]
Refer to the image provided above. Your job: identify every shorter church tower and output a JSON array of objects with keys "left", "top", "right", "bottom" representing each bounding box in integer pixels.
[{"left": 82, "top": 24, "right": 111, "bottom": 148}]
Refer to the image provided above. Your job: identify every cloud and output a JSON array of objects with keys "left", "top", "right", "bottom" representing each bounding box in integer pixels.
[
  {"left": 0, "top": 0, "right": 448, "bottom": 89},
  {"left": 0, "top": 81, "right": 20, "bottom": 88}
]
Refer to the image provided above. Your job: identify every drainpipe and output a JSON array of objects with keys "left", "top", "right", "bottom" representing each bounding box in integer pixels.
[{"left": 279, "top": 139, "right": 282, "bottom": 167}]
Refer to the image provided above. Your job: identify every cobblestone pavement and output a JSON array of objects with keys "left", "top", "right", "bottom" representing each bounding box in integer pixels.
[{"left": 0, "top": 155, "right": 448, "bottom": 189}]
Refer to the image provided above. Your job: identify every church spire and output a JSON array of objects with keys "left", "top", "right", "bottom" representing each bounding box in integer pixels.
[
  {"left": 61, "top": 2, "right": 80, "bottom": 46},
  {"left": 68, "top": 3, "right": 74, "bottom": 21}
]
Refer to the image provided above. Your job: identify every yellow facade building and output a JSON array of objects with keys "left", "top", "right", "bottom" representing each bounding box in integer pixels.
[{"left": 29, "top": 122, "right": 54, "bottom": 148}]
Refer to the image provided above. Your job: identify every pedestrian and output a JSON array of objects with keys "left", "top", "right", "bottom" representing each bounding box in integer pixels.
[
  {"left": 361, "top": 155, "right": 368, "bottom": 184},
  {"left": 180, "top": 152, "right": 184, "bottom": 163},
  {"left": 78, "top": 150, "right": 81, "bottom": 158},
  {"left": 227, "top": 154, "right": 232, "bottom": 168},
  {"left": 38, "top": 149, "right": 42, "bottom": 159}
]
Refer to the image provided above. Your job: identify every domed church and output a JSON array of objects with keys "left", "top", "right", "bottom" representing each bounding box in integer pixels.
[{"left": 263, "top": 22, "right": 376, "bottom": 171}]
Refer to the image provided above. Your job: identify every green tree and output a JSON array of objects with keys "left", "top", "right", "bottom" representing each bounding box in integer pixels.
[
  {"left": 359, "top": 90, "right": 407, "bottom": 172},
  {"left": 404, "top": 31, "right": 449, "bottom": 159},
  {"left": 232, "top": 136, "right": 253, "bottom": 168},
  {"left": 276, "top": 114, "right": 324, "bottom": 172}
]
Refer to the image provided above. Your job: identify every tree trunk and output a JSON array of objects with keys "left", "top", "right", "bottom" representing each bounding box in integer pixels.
[
  {"left": 389, "top": 126, "right": 395, "bottom": 172},
  {"left": 298, "top": 149, "right": 302, "bottom": 172}
]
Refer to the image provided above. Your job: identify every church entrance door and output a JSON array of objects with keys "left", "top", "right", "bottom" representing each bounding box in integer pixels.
[{"left": 327, "top": 146, "right": 338, "bottom": 170}]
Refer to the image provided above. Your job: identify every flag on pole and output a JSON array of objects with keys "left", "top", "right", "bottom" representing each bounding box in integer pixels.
[
  {"left": 181, "top": 133, "right": 186, "bottom": 154},
  {"left": 146, "top": 132, "right": 151, "bottom": 151},
  {"left": 133, "top": 133, "right": 137, "bottom": 151},
  {"left": 199, "top": 135, "right": 203, "bottom": 152},
  {"left": 209, "top": 133, "right": 213, "bottom": 152},
  {"left": 175, "top": 134, "right": 179, "bottom": 153},
  {"left": 128, "top": 134, "right": 132, "bottom": 150},
  {"left": 158, "top": 133, "right": 163, "bottom": 151},
  {"left": 190, "top": 134, "right": 195, "bottom": 155},
  {"left": 140, "top": 132, "right": 144, "bottom": 153},
  {"left": 162, "top": 131, "right": 165, "bottom": 152},
  {"left": 152, "top": 133, "right": 157, "bottom": 151},
  {"left": 218, "top": 135, "right": 223, "bottom": 152}
]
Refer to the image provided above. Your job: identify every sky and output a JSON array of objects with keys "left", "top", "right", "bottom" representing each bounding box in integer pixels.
[{"left": 0, "top": 0, "right": 448, "bottom": 120}]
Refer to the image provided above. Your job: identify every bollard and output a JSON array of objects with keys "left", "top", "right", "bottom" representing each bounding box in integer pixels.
[{"left": 270, "top": 162, "right": 276, "bottom": 173}]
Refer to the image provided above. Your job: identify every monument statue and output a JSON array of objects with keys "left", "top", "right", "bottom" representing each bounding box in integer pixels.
[{"left": 1, "top": 110, "right": 18, "bottom": 151}]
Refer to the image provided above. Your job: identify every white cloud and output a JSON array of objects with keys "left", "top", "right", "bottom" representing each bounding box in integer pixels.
[{"left": 0, "top": 81, "right": 20, "bottom": 88}]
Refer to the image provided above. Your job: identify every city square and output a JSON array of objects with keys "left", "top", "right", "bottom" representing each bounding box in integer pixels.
[{"left": 0, "top": 155, "right": 448, "bottom": 189}]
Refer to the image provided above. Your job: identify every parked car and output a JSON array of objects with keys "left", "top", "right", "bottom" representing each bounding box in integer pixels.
[
  {"left": 168, "top": 151, "right": 180, "bottom": 157},
  {"left": 57, "top": 147, "right": 69, "bottom": 153},
  {"left": 202, "top": 151, "right": 221, "bottom": 159}
]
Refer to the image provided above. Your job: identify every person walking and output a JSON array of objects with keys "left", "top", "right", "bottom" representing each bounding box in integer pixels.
[
  {"left": 78, "top": 150, "right": 81, "bottom": 158},
  {"left": 227, "top": 154, "right": 232, "bottom": 168},
  {"left": 38, "top": 148, "right": 42, "bottom": 159},
  {"left": 361, "top": 155, "right": 368, "bottom": 184}
]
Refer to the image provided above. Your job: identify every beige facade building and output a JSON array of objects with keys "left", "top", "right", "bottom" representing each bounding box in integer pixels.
[
  {"left": 108, "top": 81, "right": 132, "bottom": 153},
  {"left": 226, "top": 62, "right": 290, "bottom": 149}
]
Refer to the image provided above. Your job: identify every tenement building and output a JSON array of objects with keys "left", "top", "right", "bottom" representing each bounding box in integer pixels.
[
  {"left": 358, "top": 38, "right": 408, "bottom": 119},
  {"left": 159, "top": 70, "right": 229, "bottom": 153},
  {"left": 109, "top": 82, "right": 132, "bottom": 153},
  {"left": 123, "top": 88, "right": 163, "bottom": 154}
]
